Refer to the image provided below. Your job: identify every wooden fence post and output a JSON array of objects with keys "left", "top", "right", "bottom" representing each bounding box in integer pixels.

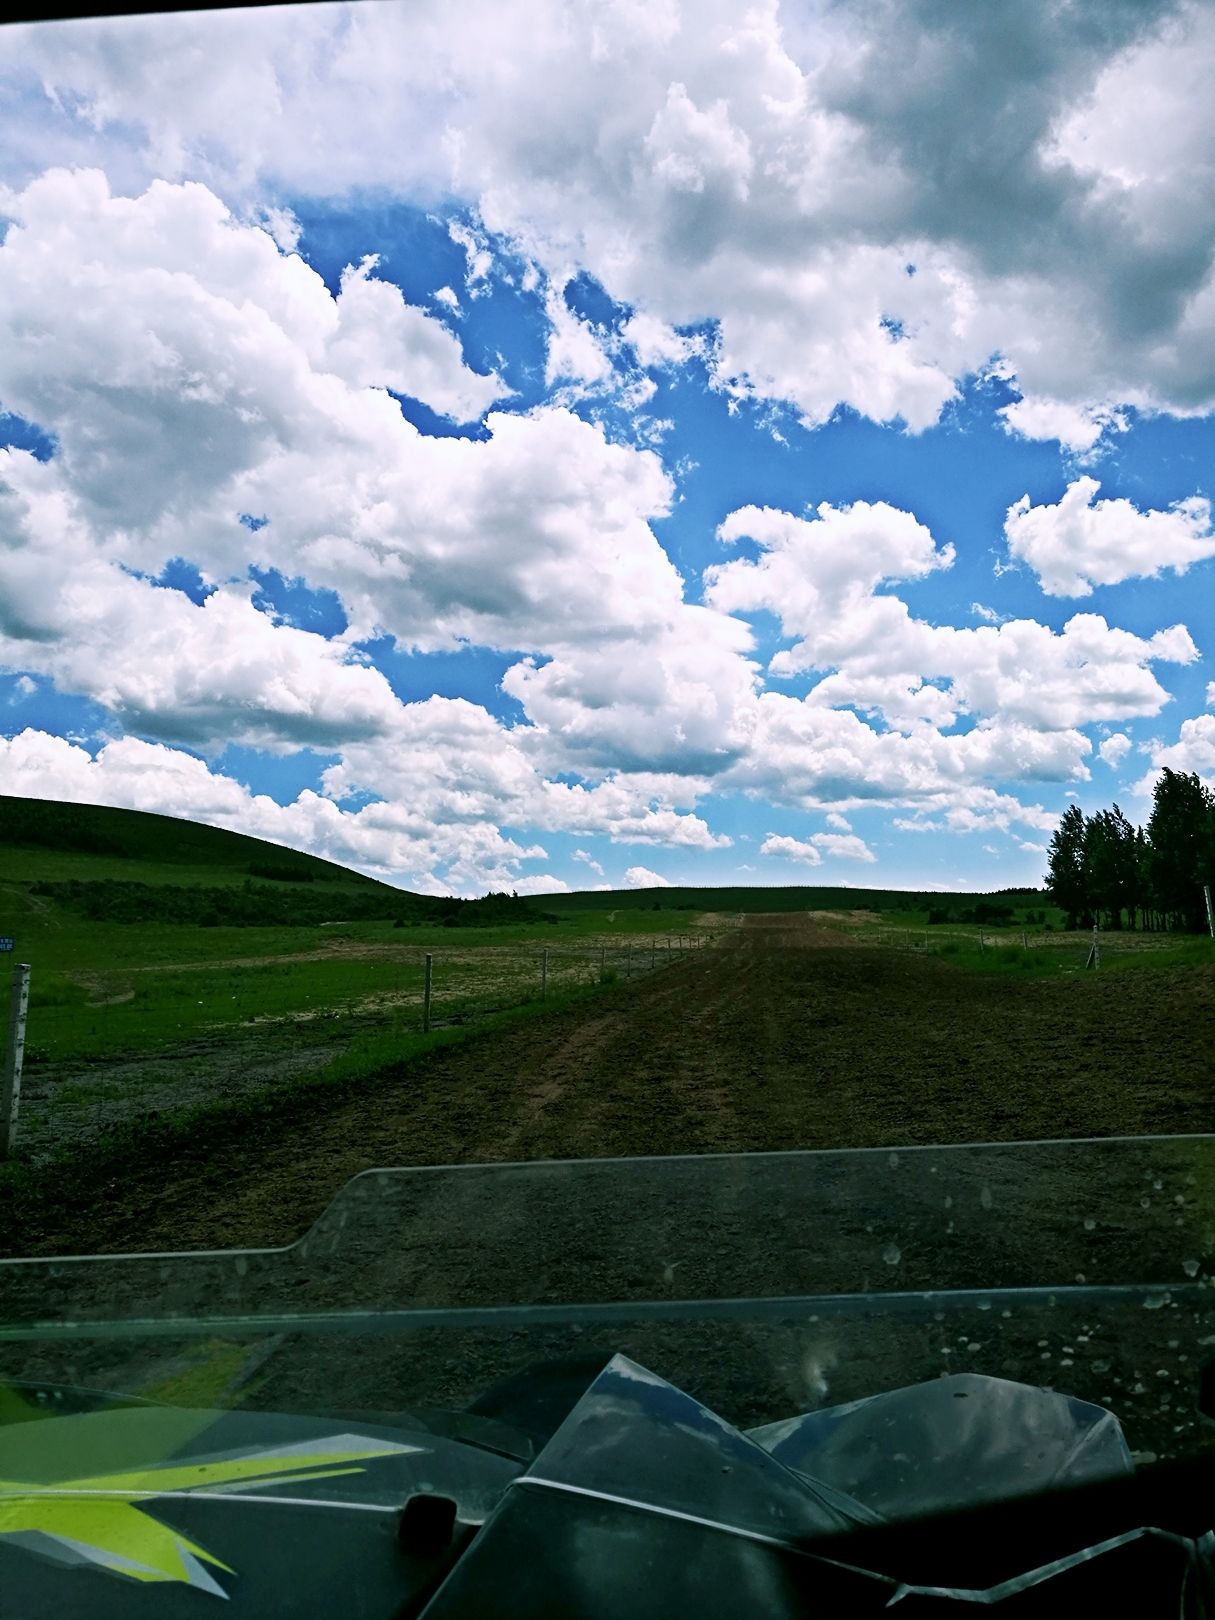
[
  {"left": 1, "top": 963, "right": 31, "bottom": 1160},
  {"left": 422, "top": 953, "right": 433, "bottom": 1032}
]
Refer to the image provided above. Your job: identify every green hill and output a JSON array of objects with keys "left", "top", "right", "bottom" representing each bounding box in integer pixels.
[
  {"left": 0, "top": 795, "right": 384, "bottom": 890},
  {"left": 0, "top": 796, "right": 550, "bottom": 928}
]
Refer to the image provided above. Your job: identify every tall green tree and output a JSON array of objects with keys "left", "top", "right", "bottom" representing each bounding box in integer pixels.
[
  {"left": 1045, "top": 803, "right": 1089, "bottom": 929},
  {"left": 1145, "top": 768, "right": 1215, "bottom": 932},
  {"left": 1085, "top": 803, "right": 1140, "bottom": 929}
]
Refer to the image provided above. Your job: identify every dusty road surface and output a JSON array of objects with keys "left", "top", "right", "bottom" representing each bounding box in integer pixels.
[{"left": 10, "top": 913, "right": 1213, "bottom": 1257}]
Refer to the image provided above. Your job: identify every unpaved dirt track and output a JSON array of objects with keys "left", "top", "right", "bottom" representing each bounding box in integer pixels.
[{"left": 12, "top": 916, "right": 1214, "bottom": 1256}]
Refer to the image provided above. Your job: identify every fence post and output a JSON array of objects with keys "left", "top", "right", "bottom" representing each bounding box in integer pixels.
[
  {"left": 1, "top": 963, "right": 31, "bottom": 1160},
  {"left": 626, "top": 944, "right": 632, "bottom": 978},
  {"left": 600, "top": 944, "right": 606, "bottom": 982},
  {"left": 423, "top": 953, "right": 433, "bottom": 1033},
  {"left": 651, "top": 939, "right": 656, "bottom": 971},
  {"left": 1206, "top": 884, "right": 1214, "bottom": 940},
  {"left": 542, "top": 949, "right": 548, "bottom": 1001}
]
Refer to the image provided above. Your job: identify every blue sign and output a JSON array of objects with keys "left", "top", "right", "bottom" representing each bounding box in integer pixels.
[{"left": 0, "top": 938, "right": 13, "bottom": 953}]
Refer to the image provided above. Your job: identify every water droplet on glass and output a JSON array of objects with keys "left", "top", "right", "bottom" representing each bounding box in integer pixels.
[
  {"left": 1091, "top": 1359, "right": 1111, "bottom": 1374},
  {"left": 882, "top": 1243, "right": 902, "bottom": 1267},
  {"left": 1143, "top": 1294, "right": 1168, "bottom": 1310},
  {"left": 1083, "top": 1217, "right": 1096, "bottom": 1231},
  {"left": 1074, "top": 1273, "right": 1087, "bottom": 1284},
  {"left": 944, "top": 1195, "right": 953, "bottom": 1210},
  {"left": 1141, "top": 1197, "right": 1152, "bottom": 1210},
  {"left": 1183, "top": 1259, "right": 1200, "bottom": 1278},
  {"left": 888, "top": 1152, "right": 900, "bottom": 1169},
  {"left": 980, "top": 1186, "right": 993, "bottom": 1211}
]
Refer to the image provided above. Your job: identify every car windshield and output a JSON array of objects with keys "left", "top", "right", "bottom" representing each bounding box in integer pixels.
[{"left": 3, "top": 1134, "right": 1213, "bottom": 1467}]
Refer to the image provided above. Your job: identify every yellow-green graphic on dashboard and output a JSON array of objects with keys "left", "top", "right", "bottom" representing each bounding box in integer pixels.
[{"left": 0, "top": 1432, "right": 418, "bottom": 1597}]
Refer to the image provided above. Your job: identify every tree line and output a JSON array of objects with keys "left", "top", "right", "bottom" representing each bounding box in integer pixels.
[
  {"left": 1045, "top": 767, "right": 1215, "bottom": 932},
  {"left": 29, "top": 878, "right": 560, "bottom": 929}
]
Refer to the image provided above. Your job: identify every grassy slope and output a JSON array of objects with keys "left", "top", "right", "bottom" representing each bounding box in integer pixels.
[
  {"left": 0, "top": 794, "right": 394, "bottom": 892},
  {"left": 0, "top": 799, "right": 710, "bottom": 1070}
]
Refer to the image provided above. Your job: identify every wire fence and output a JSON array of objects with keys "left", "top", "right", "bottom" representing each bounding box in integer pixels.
[
  {"left": 1, "top": 930, "right": 714, "bottom": 1165},
  {"left": 854, "top": 924, "right": 1205, "bottom": 963}
]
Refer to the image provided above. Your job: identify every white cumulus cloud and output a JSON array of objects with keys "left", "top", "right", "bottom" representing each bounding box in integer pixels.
[
  {"left": 624, "top": 864, "right": 672, "bottom": 888},
  {"left": 1005, "top": 477, "right": 1215, "bottom": 597}
]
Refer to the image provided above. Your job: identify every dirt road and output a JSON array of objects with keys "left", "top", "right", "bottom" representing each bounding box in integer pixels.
[{"left": 13, "top": 914, "right": 1214, "bottom": 1256}]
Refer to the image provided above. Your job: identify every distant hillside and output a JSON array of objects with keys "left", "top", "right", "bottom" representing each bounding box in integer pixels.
[
  {"left": 544, "top": 884, "right": 1049, "bottom": 915},
  {"left": 0, "top": 794, "right": 383, "bottom": 889},
  {"left": 0, "top": 796, "right": 555, "bottom": 928}
]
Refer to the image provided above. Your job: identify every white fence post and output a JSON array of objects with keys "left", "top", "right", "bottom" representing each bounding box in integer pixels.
[
  {"left": 422, "top": 953, "right": 433, "bottom": 1032},
  {"left": 1, "top": 963, "right": 31, "bottom": 1160},
  {"left": 1205, "top": 884, "right": 1214, "bottom": 940}
]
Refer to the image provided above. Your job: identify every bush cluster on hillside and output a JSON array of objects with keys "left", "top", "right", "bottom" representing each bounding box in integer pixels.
[{"left": 1045, "top": 768, "right": 1215, "bottom": 932}]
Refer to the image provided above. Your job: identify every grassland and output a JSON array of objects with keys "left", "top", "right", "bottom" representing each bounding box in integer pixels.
[
  {"left": 0, "top": 797, "right": 722, "bottom": 1162},
  {"left": 2, "top": 794, "right": 1210, "bottom": 1169}
]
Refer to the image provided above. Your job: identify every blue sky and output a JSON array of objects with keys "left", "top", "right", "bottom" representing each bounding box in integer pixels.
[{"left": 1, "top": 3, "right": 1214, "bottom": 895}]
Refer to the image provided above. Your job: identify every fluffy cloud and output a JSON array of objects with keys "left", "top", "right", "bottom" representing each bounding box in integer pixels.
[
  {"left": 8, "top": 2, "right": 1215, "bottom": 434},
  {"left": 0, "top": 170, "right": 691, "bottom": 659},
  {"left": 760, "top": 831, "right": 875, "bottom": 864},
  {"left": 320, "top": 701, "right": 732, "bottom": 853},
  {"left": 759, "top": 834, "right": 821, "bottom": 866},
  {"left": 997, "top": 397, "right": 1126, "bottom": 455},
  {"left": 1005, "top": 478, "right": 1215, "bottom": 597},
  {"left": 0, "top": 168, "right": 765, "bottom": 794},
  {"left": 324, "top": 257, "right": 508, "bottom": 420},
  {"left": 812, "top": 832, "right": 876, "bottom": 863},
  {"left": 1098, "top": 732, "right": 1133, "bottom": 769},
  {"left": 707, "top": 500, "right": 1196, "bottom": 734},
  {"left": 0, "top": 449, "right": 403, "bottom": 752},
  {"left": 624, "top": 865, "right": 672, "bottom": 888},
  {"left": 706, "top": 500, "right": 954, "bottom": 682},
  {"left": 1134, "top": 714, "right": 1215, "bottom": 793},
  {"left": 728, "top": 696, "right": 1077, "bottom": 819}
]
